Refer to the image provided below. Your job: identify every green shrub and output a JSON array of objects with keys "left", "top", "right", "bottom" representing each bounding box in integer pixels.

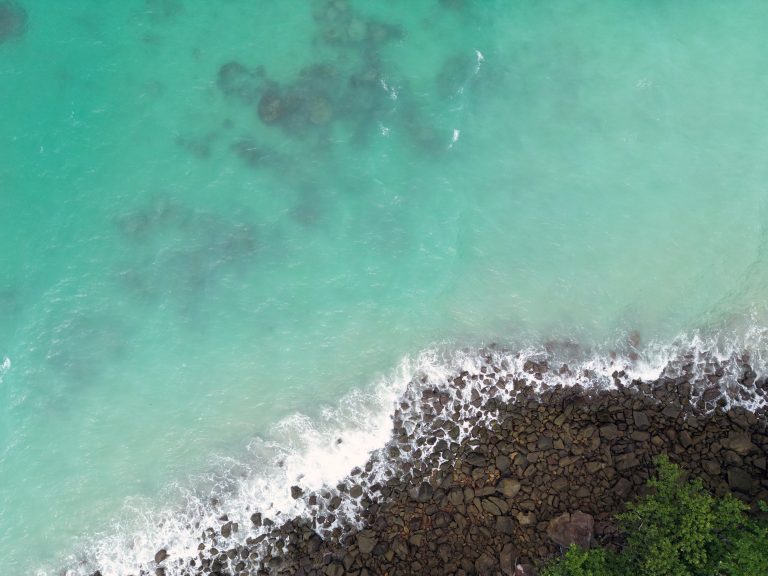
[
  {"left": 540, "top": 545, "right": 618, "bottom": 576},
  {"left": 542, "top": 456, "right": 768, "bottom": 576}
]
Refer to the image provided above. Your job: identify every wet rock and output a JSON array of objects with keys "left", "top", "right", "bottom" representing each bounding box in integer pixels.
[
  {"left": 0, "top": 1, "right": 27, "bottom": 43},
  {"left": 546, "top": 511, "right": 594, "bottom": 549},
  {"left": 464, "top": 451, "right": 487, "bottom": 467},
  {"left": 416, "top": 481, "right": 433, "bottom": 502},
  {"left": 523, "top": 359, "right": 548, "bottom": 374},
  {"left": 349, "top": 484, "right": 363, "bottom": 498},
  {"left": 154, "top": 549, "right": 168, "bottom": 564},
  {"left": 220, "top": 521, "right": 233, "bottom": 538},
  {"left": 250, "top": 512, "right": 262, "bottom": 526},
  {"left": 291, "top": 485, "right": 304, "bottom": 499}
]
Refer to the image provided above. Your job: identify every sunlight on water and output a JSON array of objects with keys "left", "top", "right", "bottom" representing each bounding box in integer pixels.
[{"left": 1, "top": 0, "right": 768, "bottom": 571}]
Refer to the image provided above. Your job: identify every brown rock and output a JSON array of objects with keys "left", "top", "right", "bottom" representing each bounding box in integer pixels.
[
  {"left": 515, "top": 564, "right": 537, "bottom": 576},
  {"left": 599, "top": 424, "right": 619, "bottom": 440},
  {"left": 500, "top": 542, "right": 519, "bottom": 576},
  {"left": 633, "top": 411, "right": 650, "bottom": 430},
  {"left": 496, "top": 515, "right": 515, "bottom": 535},
  {"left": 475, "top": 552, "right": 498, "bottom": 575},
  {"left": 324, "top": 563, "right": 344, "bottom": 576},
  {"left": 614, "top": 477, "right": 633, "bottom": 499},
  {"left": 481, "top": 498, "right": 502, "bottom": 516},
  {"left": 517, "top": 511, "right": 536, "bottom": 526},
  {"left": 616, "top": 452, "right": 640, "bottom": 471},
  {"left": 585, "top": 461, "right": 603, "bottom": 474},
  {"left": 546, "top": 511, "right": 594, "bottom": 549},
  {"left": 357, "top": 530, "right": 378, "bottom": 554},
  {"left": 723, "top": 432, "right": 756, "bottom": 456},
  {"left": 701, "top": 459, "right": 721, "bottom": 476},
  {"left": 631, "top": 430, "right": 651, "bottom": 442},
  {"left": 727, "top": 467, "right": 753, "bottom": 494},
  {"left": 498, "top": 478, "right": 521, "bottom": 498}
]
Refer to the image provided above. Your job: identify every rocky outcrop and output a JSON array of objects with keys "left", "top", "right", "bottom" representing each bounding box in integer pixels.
[{"left": 84, "top": 349, "right": 768, "bottom": 576}]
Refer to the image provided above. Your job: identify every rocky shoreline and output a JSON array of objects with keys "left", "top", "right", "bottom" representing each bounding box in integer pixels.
[{"left": 92, "top": 348, "right": 768, "bottom": 576}]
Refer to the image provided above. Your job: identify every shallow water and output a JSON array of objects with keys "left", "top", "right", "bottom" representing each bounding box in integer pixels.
[{"left": 1, "top": 0, "right": 768, "bottom": 572}]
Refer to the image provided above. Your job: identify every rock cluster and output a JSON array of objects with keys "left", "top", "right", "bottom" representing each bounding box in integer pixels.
[{"left": 91, "top": 350, "right": 768, "bottom": 576}]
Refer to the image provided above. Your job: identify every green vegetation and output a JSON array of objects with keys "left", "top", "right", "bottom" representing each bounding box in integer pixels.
[{"left": 542, "top": 456, "right": 768, "bottom": 576}]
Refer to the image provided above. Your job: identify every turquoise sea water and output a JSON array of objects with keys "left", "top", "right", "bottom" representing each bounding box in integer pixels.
[{"left": 2, "top": 0, "right": 768, "bottom": 572}]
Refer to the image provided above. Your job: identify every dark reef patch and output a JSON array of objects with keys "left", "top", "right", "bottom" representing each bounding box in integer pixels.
[
  {"left": 144, "top": 0, "right": 184, "bottom": 22},
  {"left": 44, "top": 313, "right": 128, "bottom": 385},
  {"left": 176, "top": 133, "right": 217, "bottom": 160},
  {"left": 115, "top": 199, "right": 259, "bottom": 314},
  {"left": 0, "top": 1, "right": 27, "bottom": 43},
  {"left": 217, "top": 62, "right": 266, "bottom": 105}
]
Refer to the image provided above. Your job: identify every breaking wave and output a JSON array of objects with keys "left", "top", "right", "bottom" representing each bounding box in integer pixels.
[{"left": 52, "top": 323, "right": 768, "bottom": 576}]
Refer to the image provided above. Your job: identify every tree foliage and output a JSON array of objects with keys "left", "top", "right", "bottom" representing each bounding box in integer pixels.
[{"left": 542, "top": 456, "right": 768, "bottom": 576}]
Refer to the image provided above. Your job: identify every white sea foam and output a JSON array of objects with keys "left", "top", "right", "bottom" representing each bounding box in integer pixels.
[
  {"left": 51, "top": 328, "right": 767, "bottom": 576},
  {"left": 0, "top": 356, "right": 9, "bottom": 386}
]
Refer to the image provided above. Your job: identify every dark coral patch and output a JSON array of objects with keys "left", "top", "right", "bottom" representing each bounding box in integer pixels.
[{"left": 0, "top": 1, "right": 27, "bottom": 43}]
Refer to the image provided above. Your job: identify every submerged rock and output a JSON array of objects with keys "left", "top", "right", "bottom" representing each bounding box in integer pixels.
[
  {"left": 217, "top": 61, "right": 264, "bottom": 103},
  {"left": 0, "top": 1, "right": 27, "bottom": 43},
  {"left": 257, "top": 88, "right": 284, "bottom": 124}
]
